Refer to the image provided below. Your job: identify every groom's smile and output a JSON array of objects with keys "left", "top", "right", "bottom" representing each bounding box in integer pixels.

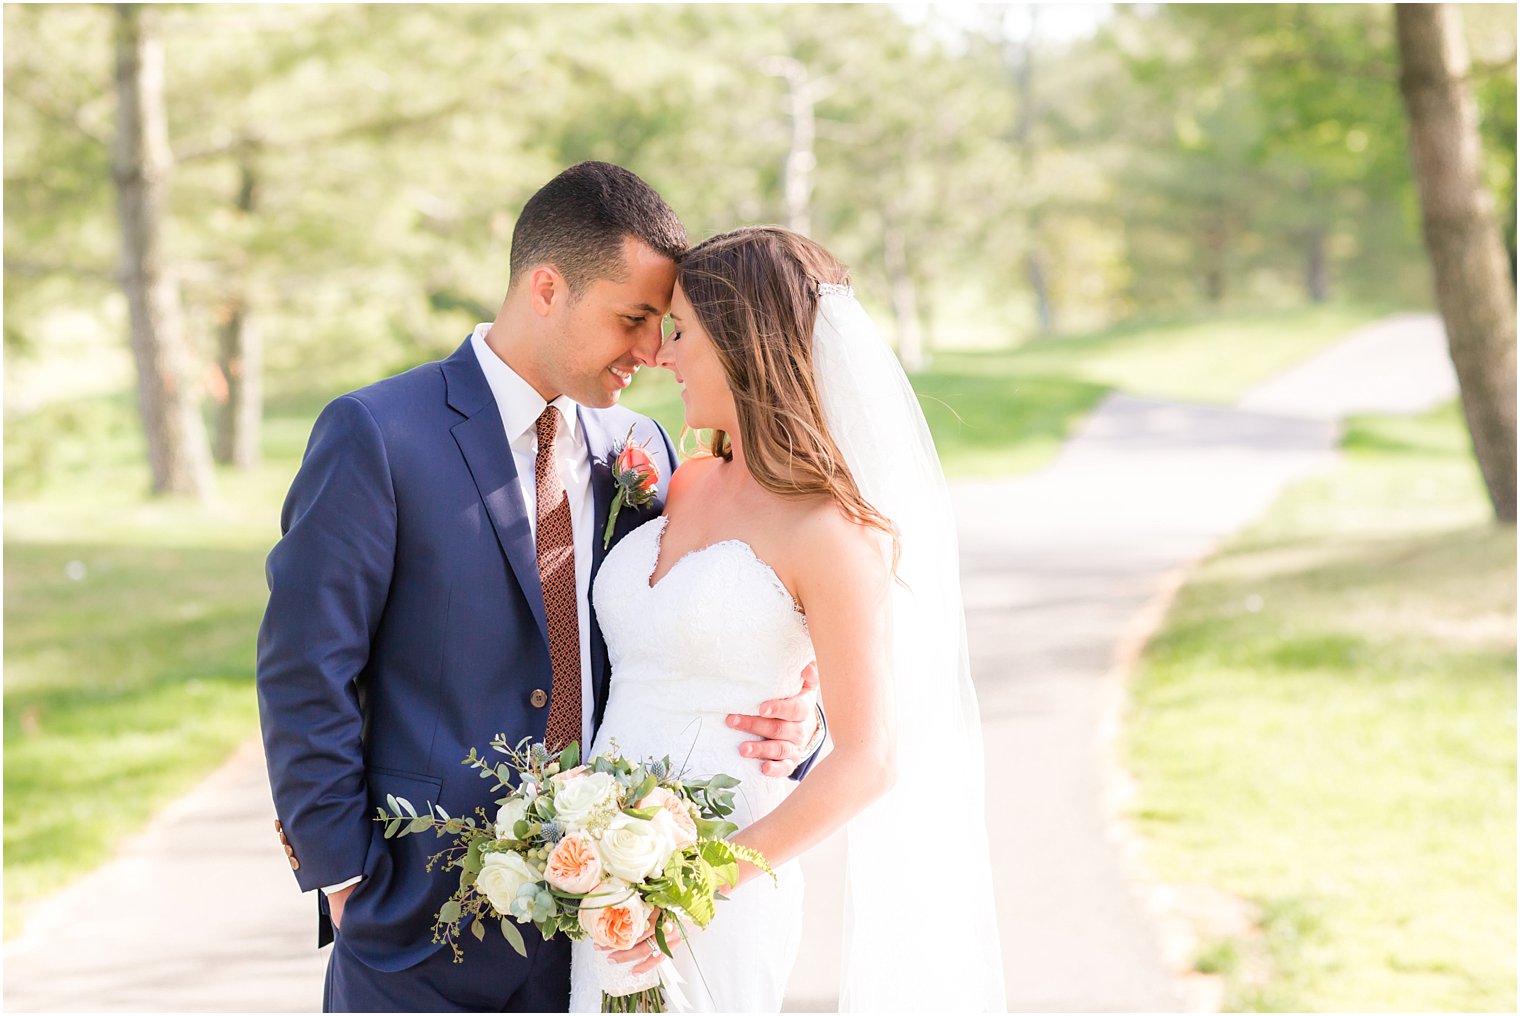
[{"left": 544, "top": 236, "right": 675, "bottom": 409}]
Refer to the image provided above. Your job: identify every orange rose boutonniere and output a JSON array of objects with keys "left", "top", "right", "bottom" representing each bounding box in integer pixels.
[{"left": 603, "top": 426, "right": 660, "bottom": 548}]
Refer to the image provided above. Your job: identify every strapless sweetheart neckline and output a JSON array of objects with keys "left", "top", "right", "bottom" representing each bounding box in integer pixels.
[{"left": 643, "top": 515, "right": 806, "bottom": 622}]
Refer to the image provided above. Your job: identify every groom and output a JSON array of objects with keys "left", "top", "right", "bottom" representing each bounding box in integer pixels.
[{"left": 256, "top": 162, "right": 824, "bottom": 1012}]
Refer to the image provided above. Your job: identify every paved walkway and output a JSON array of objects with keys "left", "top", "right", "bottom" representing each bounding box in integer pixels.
[{"left": 4, "top": 313, "right": 1457, "bottom": 1013}]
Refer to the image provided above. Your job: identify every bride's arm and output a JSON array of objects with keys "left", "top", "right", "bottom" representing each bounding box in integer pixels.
[{"left": 726, "top": 510, "right": 896, "bottom": 887}]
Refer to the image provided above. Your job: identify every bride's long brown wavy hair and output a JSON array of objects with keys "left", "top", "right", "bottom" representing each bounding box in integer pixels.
[{"left": 676, "top": 225, "right": 894, "bottom": 545}]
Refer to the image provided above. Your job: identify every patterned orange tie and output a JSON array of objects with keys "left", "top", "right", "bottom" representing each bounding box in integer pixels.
[{"left": 534, "top": 406, "right": 581, "bottom": 753}]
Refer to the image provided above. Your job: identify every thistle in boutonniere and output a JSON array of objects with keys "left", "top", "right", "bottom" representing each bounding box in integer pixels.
[{"left": 603, "top": 426, "right": 660, "bottom": 548}]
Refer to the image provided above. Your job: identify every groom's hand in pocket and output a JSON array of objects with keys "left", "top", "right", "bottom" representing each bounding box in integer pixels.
[
  {"left": 727, "top": 660, "right": 822, "bottom": 777},
  {"left": 326, "top": 884, "right": 356, "bottom": 931}
]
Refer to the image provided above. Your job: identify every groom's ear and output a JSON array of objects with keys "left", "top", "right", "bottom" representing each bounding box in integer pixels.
[{"left": 527, "top": 264, "right": 568, "bottom": 317}]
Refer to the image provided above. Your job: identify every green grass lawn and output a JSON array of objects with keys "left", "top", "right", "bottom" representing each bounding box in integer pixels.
[
  {"left": 1121, "top": 402, "right": 1516, "bottom": 1011},
  {"left": 1, "top": 300, "right": 1399, "bottom": 937},
  {"left": 1003, "top": 302, "right": 1395, "bottom": 404}
]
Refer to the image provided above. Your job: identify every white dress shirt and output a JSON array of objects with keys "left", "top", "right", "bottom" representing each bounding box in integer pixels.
[
  {"left": 323, "top": 325, "right": 596, "bottom": 899},
  {"left": 468, "top": 323, "right": 596, "bottom": 753}
]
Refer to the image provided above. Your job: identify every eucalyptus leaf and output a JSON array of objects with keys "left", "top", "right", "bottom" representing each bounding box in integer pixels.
[
  {"left": 439, "top": 899, "right": 462, "bottom": 925},
  {"left": 471, "top": 918, "right": 486, "bottom": 941},
  {"left": 463, "top": 840, "right": 484, "bottom": 874},
  {"left": 500, "top": 918, "right": 527, "bottom": 957}
]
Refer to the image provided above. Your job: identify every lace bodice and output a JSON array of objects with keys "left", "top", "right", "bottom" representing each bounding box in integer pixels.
[
  {"left": 590, "top": 515, "right": 813, "bottom": 786},
  {"left": 574, "top": 514, "right": 812, "bottom": 1011}
]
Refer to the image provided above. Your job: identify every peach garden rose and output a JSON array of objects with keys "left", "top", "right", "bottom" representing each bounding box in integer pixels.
[
  {"left": 544, "top": 833, "right": 604, "bottom": 895},
  {"left": 578, "top": 878, "right": 653, "bottom": 951}
]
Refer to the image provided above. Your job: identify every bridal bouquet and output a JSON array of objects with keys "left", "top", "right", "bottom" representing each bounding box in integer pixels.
[{"left": 375, "top": 737, "right": 772, "bottom": 1013}]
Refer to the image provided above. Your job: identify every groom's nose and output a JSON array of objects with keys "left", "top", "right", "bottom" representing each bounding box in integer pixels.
[{"left": 629, "top": 321, "right": 663, "bottom": 367}]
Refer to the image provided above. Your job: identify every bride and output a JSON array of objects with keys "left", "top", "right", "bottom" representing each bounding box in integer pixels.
[{"left": 568, "top": 226, "right": 1005, "bottom": 1012}]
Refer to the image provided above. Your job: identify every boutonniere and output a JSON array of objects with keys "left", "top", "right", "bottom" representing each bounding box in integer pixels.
[{"left": 603, "top": 426, "right": 661, "bottom": 548}]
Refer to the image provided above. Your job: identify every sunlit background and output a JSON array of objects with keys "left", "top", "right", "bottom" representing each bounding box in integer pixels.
[{"left": 4, "top": 3, "right": 1515, "bottom": 1012}]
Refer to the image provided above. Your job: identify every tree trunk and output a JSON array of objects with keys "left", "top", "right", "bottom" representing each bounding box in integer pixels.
[
  {"left": 1202, "top": 216, "right": 1227, "bottom": 306},
  {"left": 1305, "top": 227, "right": 1329, "bottom": 303},
  {"left": 1396, "top": 3, "right": 1517, "bottom": 524},
  {"left": 215, "top": 300, "right": 262, "bottom": 468},
  {"left": 883, "top": 217, "right": 926, "bottom": 373},
  {"left": 1026, "top": 249, "right": 1054, "bottom": 336},
  {"left": 1011, "top": 8, "right": 1056, "bottom": 336},
  {"left": 214, "top": 148, "right": 262, "bottom": 468},
  {"left": 112, "top": 4, "right": 214, "bottom": 498},
  {"left": 764, "top": 56, "right": 818, "bottom": 236}
]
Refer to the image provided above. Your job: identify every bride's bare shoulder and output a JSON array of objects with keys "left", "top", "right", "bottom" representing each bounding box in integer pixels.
[
  {"left": 788, "top": 498, "right": 891, "bottom": 591},
  {"left": 666, "top": 452, "right": 724, "bottom": 505}
]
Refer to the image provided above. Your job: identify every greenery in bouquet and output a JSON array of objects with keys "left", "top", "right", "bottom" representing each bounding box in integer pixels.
[{"left": 374, "top": 737, "right": 774, "bottom": 966}]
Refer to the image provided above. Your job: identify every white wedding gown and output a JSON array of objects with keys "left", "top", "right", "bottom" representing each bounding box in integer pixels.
[{"left": 568, "top": 515, "right": 809, "bottom": 1012}]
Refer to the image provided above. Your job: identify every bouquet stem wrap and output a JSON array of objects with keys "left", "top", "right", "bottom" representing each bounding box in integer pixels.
[
  {"left": 593, "top": 947, "right": 661, "bottom": 998},
  {"left": 593, "top": 948, "right": 690, "bottom": 1013}
]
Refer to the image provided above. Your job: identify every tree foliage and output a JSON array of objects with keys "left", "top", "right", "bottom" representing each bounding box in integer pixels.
[{"left": 3, "top": 3, "right": 1515, "bottom": 490}]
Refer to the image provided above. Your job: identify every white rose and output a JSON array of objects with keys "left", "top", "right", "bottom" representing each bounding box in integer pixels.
[
  {"left": 551, "top": 764, "right": 590, "bottom": 783},
  {"left": 598, "top": 814, "right": 676, "bottom": 884},
  {"left": 552, "top": 771, "right": 619, "bottom": 832},
  {"left": 495, "top": 798, "right": 529, "bottom": 839},
  {"left": 640, "top": 787, "right": 699, "bottom": 851},
  {"left": 649, "top": 807, "right": 696, "bottom": 853},
  {"left": 476, "top": 850, "right": 542, "bottom": 914}
]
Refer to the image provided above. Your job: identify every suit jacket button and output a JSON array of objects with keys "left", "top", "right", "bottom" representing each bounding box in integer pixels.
[
  {"left": 530, "top": 689, "right": 548, "bottom": 708},
  {"left": 289, "top": 856, "right": 300, "bottom": 871}
]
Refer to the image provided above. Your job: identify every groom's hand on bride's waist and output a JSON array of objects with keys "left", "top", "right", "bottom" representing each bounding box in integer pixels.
[{"left": 726, "top": 661, "right": 823, "bottom": 778}]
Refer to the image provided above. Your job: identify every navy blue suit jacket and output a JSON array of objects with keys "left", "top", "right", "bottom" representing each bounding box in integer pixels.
[{"left": 256, "top": 339, "right": 693, "bottom": 974}]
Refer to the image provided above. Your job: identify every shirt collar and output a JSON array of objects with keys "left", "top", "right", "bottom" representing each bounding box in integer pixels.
[{"left": 469, "top": 323, "right": 583, "bottom": 448}]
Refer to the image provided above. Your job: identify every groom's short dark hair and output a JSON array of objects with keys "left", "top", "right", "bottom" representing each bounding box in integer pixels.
[{"left": 508, "top": 162, "right": 687, "bottom": 296}]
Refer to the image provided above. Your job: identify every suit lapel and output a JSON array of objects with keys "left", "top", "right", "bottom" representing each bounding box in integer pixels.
[
  {"left": 442, "top": 341, "right": 551, "bottom": 651},
  {"left": 579, "top": 408, "right": 619, "bottom": 717},
  {"left": 579, "top": 409, "right": 619, "bottom": 582}
]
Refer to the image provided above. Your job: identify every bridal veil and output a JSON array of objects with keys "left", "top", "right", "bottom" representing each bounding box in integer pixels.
[{"left": 811, "top": 283, "right": 1007, "bottom": 1012}]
